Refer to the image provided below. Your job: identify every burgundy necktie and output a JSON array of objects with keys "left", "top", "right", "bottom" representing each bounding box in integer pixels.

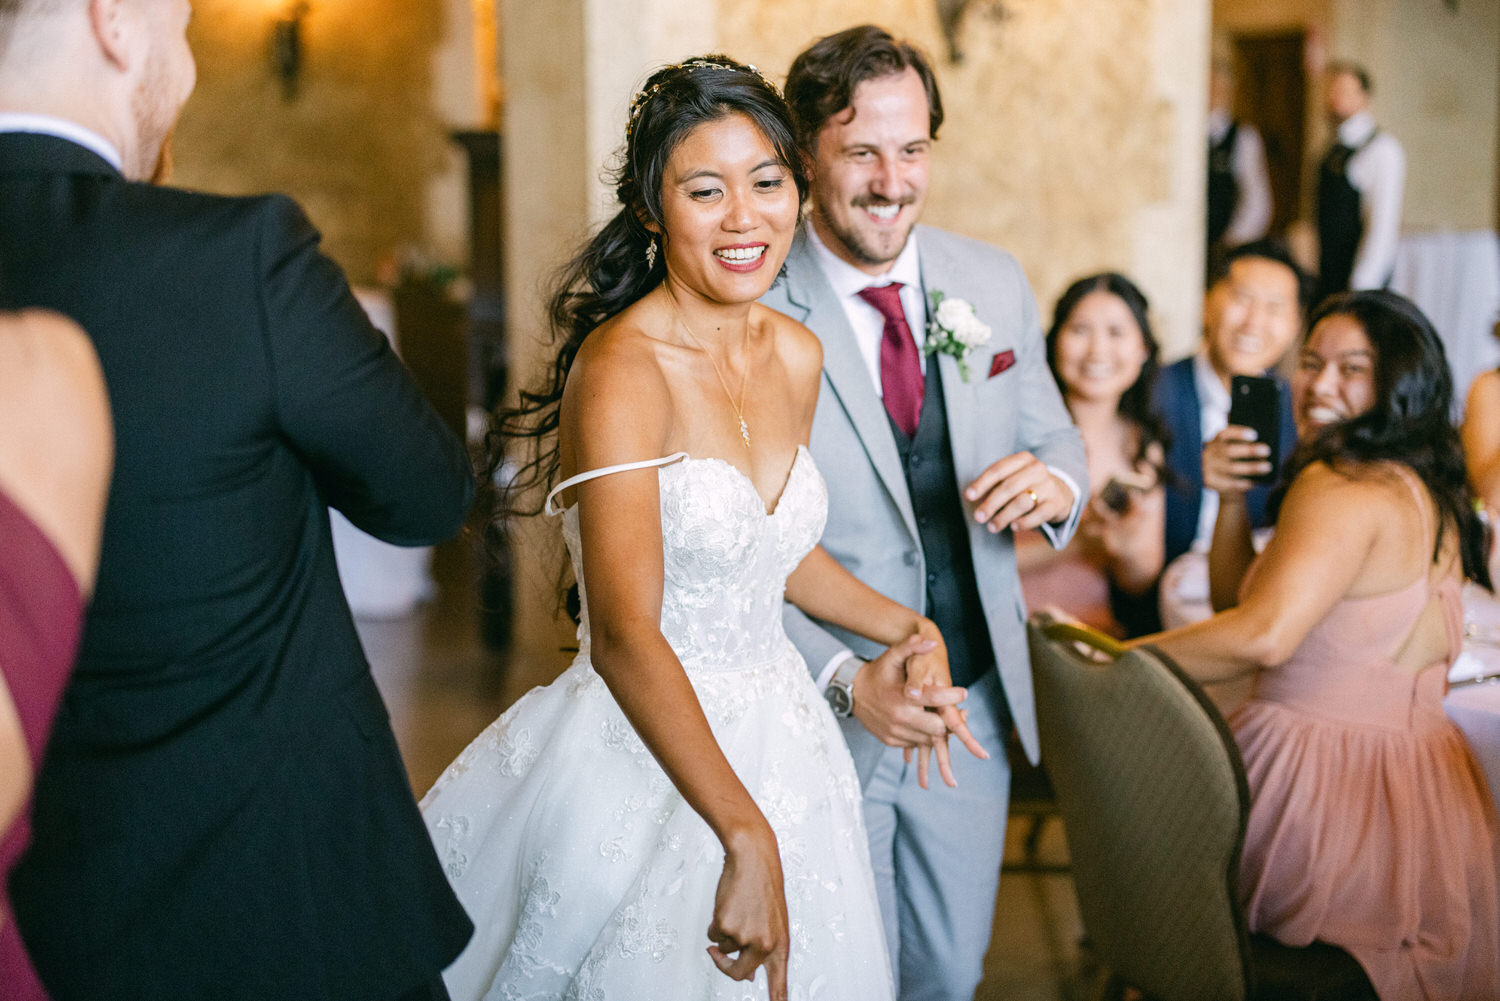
[{"left": 857, "top": 282, "right": 924, "bottom": 437}]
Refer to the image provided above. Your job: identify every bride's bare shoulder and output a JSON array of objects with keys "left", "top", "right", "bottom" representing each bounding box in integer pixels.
[
  {"left": 754, "top": 303, "right": 822, "bottom": 381},
  {"left": 562, "top": 314, "right": 672, "bottom": 436}
]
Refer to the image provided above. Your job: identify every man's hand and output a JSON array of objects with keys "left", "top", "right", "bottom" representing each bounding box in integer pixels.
[
  {"left": 1202, "top": 425, "right": 1271, "bottom": 495},
  {"left": 850, "top": 636, "right": 989, "bottom": 789},
  {"left": 964, "top": 451, "right": 1071, "bottom": 534}
]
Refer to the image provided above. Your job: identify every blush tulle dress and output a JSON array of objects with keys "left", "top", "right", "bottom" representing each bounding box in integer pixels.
[
  {"left": 1230, "top": 469, "right": 1500, "bottom": 999},
  {"left": 420, "top": 448, "right": 894, "bottom": 1001}
]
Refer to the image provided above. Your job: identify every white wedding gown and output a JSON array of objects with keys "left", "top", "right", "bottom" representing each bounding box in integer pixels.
[{"left": 421, "top": 447, "right": 894, "bottom": 1001}]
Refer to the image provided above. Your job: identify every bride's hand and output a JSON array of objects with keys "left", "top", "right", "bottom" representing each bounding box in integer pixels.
[{"left": 707, "top": 822, "right": 789, "bottom": 1000}]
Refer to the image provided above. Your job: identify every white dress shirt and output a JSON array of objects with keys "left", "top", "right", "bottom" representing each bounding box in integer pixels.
[
  {"left": 801, "top": 220, "right": 1081, "bottom": 687},
  {"left": 1334, "top": 110, "right": 1406, "bottom": 290},
  {"left": 1192, "top": 350, "right": 1233, "bottom": 550},
  {"left": 805, "top": 218, "right": 930, "bottom": 386},
  {"left": 0, "top": 113, "right": 123, "bottom": 172},
  {"left": 1208, "top": 110, "right": 1273, "bottom": 246}
]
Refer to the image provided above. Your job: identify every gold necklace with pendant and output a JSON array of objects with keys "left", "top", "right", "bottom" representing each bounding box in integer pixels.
[{"left": 667, "top": 290, "right": 752, "bottom": 450}]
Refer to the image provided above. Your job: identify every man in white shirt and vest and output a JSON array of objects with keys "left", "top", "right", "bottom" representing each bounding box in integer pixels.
[{"left": 1314, "top": 61, "right": 1405, "bottom": 305}]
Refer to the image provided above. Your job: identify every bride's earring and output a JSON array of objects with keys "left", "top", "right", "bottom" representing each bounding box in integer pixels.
[{"left": 645, "top": 238, "right": 657, "bottom": 270}]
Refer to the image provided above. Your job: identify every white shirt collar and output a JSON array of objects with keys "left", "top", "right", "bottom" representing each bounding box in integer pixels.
[
  {"left": 1208, "top": 109, "right": 1231, "bottom": 141},
  {"left": 0, "top": 113, "right": 123, "bottom": 172},
  {"left": 1193, "top": 349, "right": 1231, "bottom": 419},
  {"left": 1336, "top": 110, "right": 1376, "bottom": 148},
  {"left": 804, "top": 217, "right": 922, "bottom": 299}
]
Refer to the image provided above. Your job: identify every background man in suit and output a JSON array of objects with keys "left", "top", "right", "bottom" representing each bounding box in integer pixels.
[
  {"left": 1314, "top": 61, "right": 1405, "bottom": 304},
  {"left": 1206, "top": 59, "right": 1272, "bottom": 273},
  {"left": 762, "top": 25, "right": 1086, "bottom": 1001},
  {"left": 1155, "top": 239, "right": 1306, "bottom": 584},
  {"left": 0, "top": 1, "right": 474, "bottom": 998}
]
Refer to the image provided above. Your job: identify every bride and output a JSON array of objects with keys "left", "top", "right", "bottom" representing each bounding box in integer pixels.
[{"left": 421, "top": 57, "right": 972, "bottom": 1001}]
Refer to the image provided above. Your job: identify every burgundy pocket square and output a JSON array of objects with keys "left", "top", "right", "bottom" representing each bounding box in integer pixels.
[{"left": 988, "top": 350, "right": 1016, "bottom": 378}]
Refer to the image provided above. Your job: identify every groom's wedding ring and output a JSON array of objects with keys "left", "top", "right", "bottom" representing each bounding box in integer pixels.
[{"left": 1025, "top": 488, "right": 1039, "bottom": 510}]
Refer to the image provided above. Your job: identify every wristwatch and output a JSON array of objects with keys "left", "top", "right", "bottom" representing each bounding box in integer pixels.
[{"left": 824, "top": 655, "right": 862, "bottom": 719}]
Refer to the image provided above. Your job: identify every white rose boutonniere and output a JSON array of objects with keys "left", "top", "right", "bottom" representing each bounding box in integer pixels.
[{"left": 924, "top": 290, "right": 992, "bottom": 381}]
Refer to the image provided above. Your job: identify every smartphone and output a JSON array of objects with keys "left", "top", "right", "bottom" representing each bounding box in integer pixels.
[
  {"left": 1099, "top": 478, "right": 1133, "bottom": 514},
  {"left": 1227, "top": 374, "right": 1281, "bottom": 485}
]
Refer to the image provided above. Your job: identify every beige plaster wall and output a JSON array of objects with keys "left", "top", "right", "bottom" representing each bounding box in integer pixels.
[
  {"left": 1328, "top": 0, "right": 1499, "bottom": 231},
  {"left": 719, "top": 0, "right": 1209, "bottom": 357},
  {"left": 1217, "top": 0, "right": 1500, "bottom": 233},
  {"left": 173, "top": 0, "right": 459, "bottom": 284}
]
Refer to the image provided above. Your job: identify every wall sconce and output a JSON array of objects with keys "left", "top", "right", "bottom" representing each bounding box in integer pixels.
[
  {"left": 935, "top": 0, "right": 1011, "bottom": 63},
  {"left": 271, "top": 1, "right": 310, "bottom": 101}
]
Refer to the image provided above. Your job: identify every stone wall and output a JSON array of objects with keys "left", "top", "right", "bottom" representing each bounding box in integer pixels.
[{"left": 172, "top": 0, "right": 472, "bottom": 284}]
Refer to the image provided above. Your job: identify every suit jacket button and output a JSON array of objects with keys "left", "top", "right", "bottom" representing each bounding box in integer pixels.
[
  {"left": 904, "top": 551, "right": 918, "bottom": 566},
  {"left": 926, "top": 571, "right": 938, "bottom": 585}
]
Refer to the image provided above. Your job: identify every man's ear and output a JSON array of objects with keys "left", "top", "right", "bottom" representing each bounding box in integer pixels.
[{"left": 88, "top": 0, "right": 137, "bottom": 73}]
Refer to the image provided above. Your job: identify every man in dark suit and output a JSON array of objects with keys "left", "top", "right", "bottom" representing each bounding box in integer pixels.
[
  {"left": 0, "top": 1, "right": 474, "bottom": 998},
  {"left": 1155, "top": 240, "right": 1306, "bottom": 590}
]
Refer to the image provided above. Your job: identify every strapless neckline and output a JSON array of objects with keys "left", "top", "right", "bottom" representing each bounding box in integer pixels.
[{"left": 665, "top": 445, "right": 810, "bottom": 518}]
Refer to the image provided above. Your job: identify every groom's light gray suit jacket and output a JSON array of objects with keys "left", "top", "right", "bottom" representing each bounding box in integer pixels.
[{"left": 765, "top": 225, "right": 1086, "bottom": 778}]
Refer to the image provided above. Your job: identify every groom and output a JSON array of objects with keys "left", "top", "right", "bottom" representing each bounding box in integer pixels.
[
  {"left": 766, "top": 25, "right": 1086, "bottom": 1001},
  {"left": 0, "top": 0, "right": 473, "bottom": 998}
]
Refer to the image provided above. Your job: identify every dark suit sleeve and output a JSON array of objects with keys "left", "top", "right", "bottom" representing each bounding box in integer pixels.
[{"left": 254, "top": 195, "right": 474, "bottom": 545}]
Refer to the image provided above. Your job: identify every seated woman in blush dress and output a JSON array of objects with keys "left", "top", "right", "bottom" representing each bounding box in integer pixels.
[
  {"left": 1018, "top": 273, "right": 1167, "bottom": 637},
  {"left": 1133, "top": 290, "right": 1500, "bottom": 998},
  {"left": 0, "top": 310, "right": 112, "bottom": 1001}
]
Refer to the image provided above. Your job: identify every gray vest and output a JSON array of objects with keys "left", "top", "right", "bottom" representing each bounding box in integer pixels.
[{"left": 888, "top": 359, "right": 1002, "bottom": 698}]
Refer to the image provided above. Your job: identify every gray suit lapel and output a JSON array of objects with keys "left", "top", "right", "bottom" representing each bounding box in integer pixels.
[
  {"left": 918, "top": 229, "right": 1009, "bottom": 485},
  {"left": 783, "top": 234, "right": 917, "bottom": 538}
]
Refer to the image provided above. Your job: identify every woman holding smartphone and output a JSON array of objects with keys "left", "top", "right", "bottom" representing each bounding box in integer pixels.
[
  {"left": 1018, "top": 273, "right": 1167, "bottom": 637},
  {"left": 1134, "top": 291, "right": 1499, "bottom": 997}
]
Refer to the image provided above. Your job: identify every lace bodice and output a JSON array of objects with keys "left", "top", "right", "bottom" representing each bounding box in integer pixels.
[{"left": 557, "top": 447, "right": 826, "bottom": 674}]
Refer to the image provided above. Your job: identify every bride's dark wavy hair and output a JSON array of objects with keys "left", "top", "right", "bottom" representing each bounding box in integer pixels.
[
  {"left": 1270, "top": 290, "right": 1491, "bottom": 589},
  {"left": 481, "top": 56, "right": 808, "bottom": 548}
]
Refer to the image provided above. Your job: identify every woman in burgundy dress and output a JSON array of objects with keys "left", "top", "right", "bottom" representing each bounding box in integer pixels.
[{"left": 0, "top": 310, "right": 112, "bottom": 1001}]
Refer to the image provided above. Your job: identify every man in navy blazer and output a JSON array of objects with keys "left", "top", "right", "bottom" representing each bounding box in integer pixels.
[
  {"left": 0, "top": 1, "right": 473, "bottom": 998},
  {"left": 1155, "top": 240, "right": 1307, "bottom": 587}
]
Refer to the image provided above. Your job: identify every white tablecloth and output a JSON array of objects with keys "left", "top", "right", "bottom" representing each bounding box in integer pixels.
[
  {"left": 1390, "top": 230, "right": 1500, "bottom": 415},
  {"left": 329, "top": 286, "right": 436, "bottom": 620}
]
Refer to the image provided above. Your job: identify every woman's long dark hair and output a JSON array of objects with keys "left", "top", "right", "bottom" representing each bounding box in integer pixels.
[
  {"left": 1272, "top": 290, "right": 1491, "bottom": 589},
  {"left": 1044, "top": 272, "right": 1169, "bottom": 470},
  {"left": 481, "top": 56, "right": 808, "bottom": 551}
]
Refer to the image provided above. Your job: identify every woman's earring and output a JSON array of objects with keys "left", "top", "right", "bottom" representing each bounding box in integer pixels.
[{"left": 645, "top": 238, "right": 657, "bottom": 270}]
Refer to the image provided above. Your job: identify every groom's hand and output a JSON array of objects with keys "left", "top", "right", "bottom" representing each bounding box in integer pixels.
[
  {"left": 965, "top": 450, "right": 1071, "bottom": 533},
  {"left": 851, "top": 638, "right": 988, "bottom": 788}
]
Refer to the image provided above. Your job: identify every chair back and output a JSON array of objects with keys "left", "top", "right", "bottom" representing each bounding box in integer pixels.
[{"left": 1028, "top": 619, "right": 1254, "bottom": 1001}]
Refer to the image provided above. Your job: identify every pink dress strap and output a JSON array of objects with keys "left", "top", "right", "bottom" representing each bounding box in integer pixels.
[{"left": 1387, "top": 464, "right": 1465, "bottom": 664}]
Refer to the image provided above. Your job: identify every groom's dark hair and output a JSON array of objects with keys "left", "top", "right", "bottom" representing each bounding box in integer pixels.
[{"left": 784, "top": 24, "right": 944, "bottom": 153}]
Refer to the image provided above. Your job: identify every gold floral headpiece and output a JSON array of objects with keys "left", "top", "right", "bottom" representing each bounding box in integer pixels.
[{"left": 625, "top": 57, "right": 784, "bottom": 137}]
